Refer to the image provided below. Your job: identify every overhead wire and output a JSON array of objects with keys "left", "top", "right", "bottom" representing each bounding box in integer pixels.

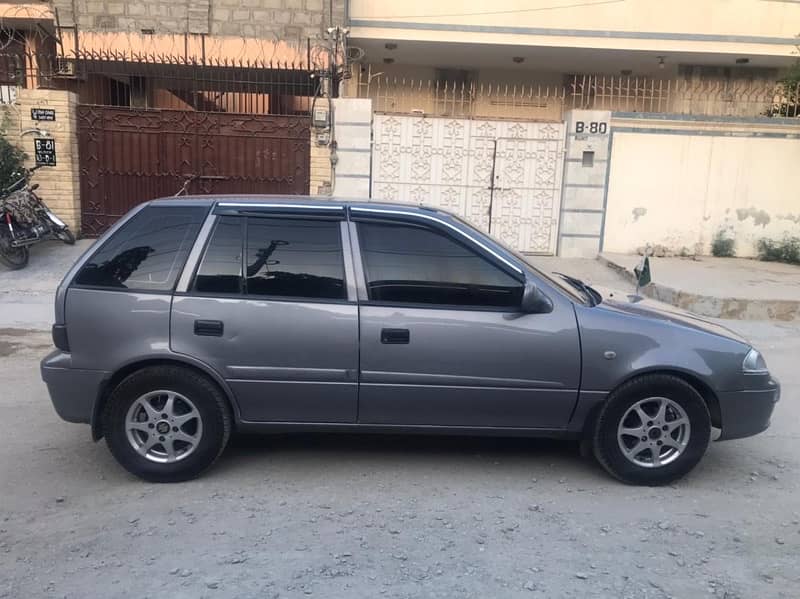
[{"left": 358, "top": 0, "right": 626, "bottom": 21}]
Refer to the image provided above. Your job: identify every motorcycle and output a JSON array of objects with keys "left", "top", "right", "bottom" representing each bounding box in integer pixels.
[{"left": 0, "top": 165, "right": 74, "bottom": 270}]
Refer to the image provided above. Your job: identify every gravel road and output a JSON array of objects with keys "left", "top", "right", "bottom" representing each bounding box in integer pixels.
[{"left": 1, "top": 320, "right": 797, "bottom": 599}]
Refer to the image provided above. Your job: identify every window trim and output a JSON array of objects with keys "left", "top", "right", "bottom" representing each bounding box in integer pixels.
[
  {"left": 360, "top": 299, "right": 525, "bottom": 313},
  {"left": 175, "top": 289, "right": 356, "bottom": 306},
  {"left": 186, "top": 213, "right": 351, "bottom": 303},
  {"left": 175, "top": 209, "right": 221, "bottom": 293},
  {"left": 354, "top": 218, "right": 527, "bottom": 311},
  {"left": 349, "top": 206, "right": 525, "bottom": 278},
  {"left": 214, "top": 202, "right": 346, "bottom": 220},
  {"left": 69, "top": 285, "right": 180, "bottom": 296}
]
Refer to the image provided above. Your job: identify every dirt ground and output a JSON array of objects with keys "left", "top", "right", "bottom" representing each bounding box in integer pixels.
[{"left": 0, "top": 320, "right": 798, "bottom": 599}]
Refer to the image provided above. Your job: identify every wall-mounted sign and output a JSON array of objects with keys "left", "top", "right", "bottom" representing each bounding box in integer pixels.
[
  {"left": 575, "top": 121, "right": 608, "bottom": 134},
  {"left": 34, "top": 138, "right": 56, "bottom": 166},
  {"left": 31, "top": 108, "right": 56, "bottom": 121}
]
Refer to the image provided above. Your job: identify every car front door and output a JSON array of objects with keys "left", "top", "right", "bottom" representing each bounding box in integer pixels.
[
  {"left": 171, "top": 206, "right": 359, "bottom": 423},
  {"left": 351, "top": 211, "right": 581, "bottom": 430}
]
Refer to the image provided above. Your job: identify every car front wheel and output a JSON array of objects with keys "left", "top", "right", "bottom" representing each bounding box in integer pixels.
[
  {"left": 103, "top": 365, "right": 231, "bottom": 482},
  {"left": 592, "top": 374, "right": 711, "bottom": 485}
]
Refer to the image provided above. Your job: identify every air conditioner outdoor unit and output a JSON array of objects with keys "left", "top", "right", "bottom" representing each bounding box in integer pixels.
[{"left": 53, "top": 57, "right": 77, "bottom": 78}]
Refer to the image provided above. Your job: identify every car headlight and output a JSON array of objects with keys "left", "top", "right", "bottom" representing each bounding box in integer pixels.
[{"left": 743, "top": 348, "right": 768, "bottom": 374}]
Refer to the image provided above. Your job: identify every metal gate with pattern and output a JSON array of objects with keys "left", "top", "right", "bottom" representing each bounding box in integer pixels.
[
  {"left": 371, "top": 115, "right": 566, "bottom": 254},
  {"left": 77, "top": 106, "right": 310, "bottom": 236}
]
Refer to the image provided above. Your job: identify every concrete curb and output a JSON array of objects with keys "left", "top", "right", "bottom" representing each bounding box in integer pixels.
[{"left": 596, "top": 254, "right": 800, "bottom": 321}]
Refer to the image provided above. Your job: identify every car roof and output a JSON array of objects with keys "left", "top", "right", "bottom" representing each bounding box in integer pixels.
[{"left": 148, "top": 194, "right": 455, "bottom": 218}]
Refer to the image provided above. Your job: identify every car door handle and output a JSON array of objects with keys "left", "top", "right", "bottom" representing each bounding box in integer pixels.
[
  {"left": 194, "top": 319, "right": 224, "bottom": 337},
  {"left": 381, "top": 328, "right": 410, "bottom": 344}
]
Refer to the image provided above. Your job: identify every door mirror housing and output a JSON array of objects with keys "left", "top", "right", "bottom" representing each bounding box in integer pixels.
[{"left": 520, "top": 279, "right": 553, "bottom": 314}]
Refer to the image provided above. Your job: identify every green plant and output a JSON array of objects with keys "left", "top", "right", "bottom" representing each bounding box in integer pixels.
[
  {"left": 711, "top": 229, "right": 736, "bottom": 257},
  {"left": 757, "top": 236, "right": 800, "bottom": 265},
  {"left": 766, "top": 35, "right": 800, "bottom": 117},
  {"left": 0, "top": 133, "right": 26, "bottom": 192}
]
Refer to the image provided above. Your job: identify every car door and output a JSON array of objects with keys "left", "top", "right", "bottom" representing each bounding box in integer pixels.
[
  {"left": 171, "top": 206, "right": 359, "bottom": 423},
  {"left": 351, "top": 211, "right": 581, "bottom": 429}
]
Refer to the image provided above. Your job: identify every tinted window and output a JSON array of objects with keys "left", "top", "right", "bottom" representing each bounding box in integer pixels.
[
  {"left": 245, "top": 218, "right": 345, "bottom": 300},
  {"left": 194, "top": 216, "right": 243, "bottom": 294},
  {"left": 75, "top": 205, "right": 205, "bottom": 291},
  {"left": 358, "top": 221, "right": 523, "bottom": 308}
]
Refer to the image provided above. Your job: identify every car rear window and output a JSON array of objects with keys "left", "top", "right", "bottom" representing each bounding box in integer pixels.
[{"left": 74, "top": 205, "right": 206, "bottom": 292}]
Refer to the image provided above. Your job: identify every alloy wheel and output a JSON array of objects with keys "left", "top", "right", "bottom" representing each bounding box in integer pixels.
[
  {"left": 616, "top": 396, "right": 691, "bottom": 468},
  {"left": 125, "top": 390, "right": 203, "bottom": 464}
]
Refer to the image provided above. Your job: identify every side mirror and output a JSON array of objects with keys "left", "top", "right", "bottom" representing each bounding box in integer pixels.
[{"left": 520, "top": 279, "right": 553, "bottom": 314}]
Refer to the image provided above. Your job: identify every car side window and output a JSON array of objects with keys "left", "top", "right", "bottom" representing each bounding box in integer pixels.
[
  {"left": 193, "top": 216, "right": 346, "bottom": 301},
  {"left": 245, "top": 217, "right": 346, "bottom": 300},
  {"left": 74, "top": 205, "right": 206, "bottom": 291},
  {"left": 357, "top": 221, "right": 524, "bottom": 308}
]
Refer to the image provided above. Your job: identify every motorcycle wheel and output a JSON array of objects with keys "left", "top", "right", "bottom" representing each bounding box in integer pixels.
[
  {"left": 56, "top": 227, "right": 75, "bottom": 245},
  {"left": 0, "top": 231, "right": 29, "bottom": 269}
]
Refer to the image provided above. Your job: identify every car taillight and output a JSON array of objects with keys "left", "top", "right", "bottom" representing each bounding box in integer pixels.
[{"left": 52, "top": 324, "right": 70, "bottom": 351}]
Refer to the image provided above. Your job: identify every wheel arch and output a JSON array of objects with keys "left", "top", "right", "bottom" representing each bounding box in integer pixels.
[
  {"left": 582, "top": 368, "right": 721, "bottom": 438},
  {"left": 92, "top": 356, "right": 239, "bottom": 441}
]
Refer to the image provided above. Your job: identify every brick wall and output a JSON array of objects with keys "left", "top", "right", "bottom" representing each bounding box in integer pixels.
[
  {"left": 2, "top": 89, "right": 81, "bottom": 232},
  {"left": 50, "top": 0, "right": 345, "bottom": 42}
]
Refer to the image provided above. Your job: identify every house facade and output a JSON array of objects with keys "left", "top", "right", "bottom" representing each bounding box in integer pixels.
[
  {"left": 341, "top": 0, "right": 800, "bottom": 257},
  {"left": 1, "top": 1, "right": 798, "bottom": 256},
  {"left": 1, "top": 1, "right": 345, "bottom": 234}
]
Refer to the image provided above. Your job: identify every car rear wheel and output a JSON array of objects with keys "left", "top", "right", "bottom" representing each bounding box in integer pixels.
[
  {"left": 103, "top": 365, "right": 231, "bottom": 482},
  {"left": 592, "top": 374, "right": 711, "bottom": 485}
]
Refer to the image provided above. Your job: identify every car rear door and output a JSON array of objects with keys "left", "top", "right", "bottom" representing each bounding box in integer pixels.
[
  {"left": 171, "top": 203, "right": 359, "bottom": 423},
  {"left": 350, "top": 209, "right": 581, "bottom": 430}
]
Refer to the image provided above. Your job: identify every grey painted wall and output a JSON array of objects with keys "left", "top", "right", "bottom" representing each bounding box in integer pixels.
[{"left": 51, "top": 0, "right": 345, "bottom": 42}]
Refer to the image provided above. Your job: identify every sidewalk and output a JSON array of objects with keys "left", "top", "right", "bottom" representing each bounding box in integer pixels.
[
  {"left": 0, "top": 239, "right": 94, "bottom": 330},
  {"left": 599, "top": 252, "right": 800, "bottom": 321}
]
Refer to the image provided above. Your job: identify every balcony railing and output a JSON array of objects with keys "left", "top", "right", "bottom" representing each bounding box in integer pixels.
[{"left": 356, "top": 69, "right": 800, "bottom": 121}]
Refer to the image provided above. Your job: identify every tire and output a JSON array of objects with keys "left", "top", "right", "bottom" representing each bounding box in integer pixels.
[
  {"left": 592, "top": 374, "right": 711, "bottom": 486},
  {"left": 56, "top": 227, "right": 75, "bottom": 245},
  {"left": 0, "top": 231, "right": 29, "bottom": 270},
  {"left": 103, "top": 365, "right": 232, "bottom": 483}
]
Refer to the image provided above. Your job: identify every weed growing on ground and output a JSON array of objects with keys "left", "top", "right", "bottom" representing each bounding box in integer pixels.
[
  {"left": 757, "top": 236, "right": 800, "bottom": 265},
  {"left": 711, "top": 229, "right": 736, "bottom": 258}
]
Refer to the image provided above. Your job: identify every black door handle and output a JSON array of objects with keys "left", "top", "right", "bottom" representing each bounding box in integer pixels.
[
  {"left": 381, "top": 328, "right": 410, "bottom": 344},
  {"left": 194, "top": 319, "right": 224, "bottom": 337}
]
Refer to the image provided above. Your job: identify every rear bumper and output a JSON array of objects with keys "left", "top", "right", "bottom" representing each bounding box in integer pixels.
[
  {"left": 717, "top": 378, "right": 780, "bottom": 441},
  {"left": 40, "top": 350, "right": 107, "bottom": 424}
]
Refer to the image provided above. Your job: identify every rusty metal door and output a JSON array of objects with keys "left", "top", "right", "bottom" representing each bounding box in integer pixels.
[
  {"left": 77, "top": 106, "right": 310, "bottom": 236},
  {"left": 371, "top": 115, "right": 565, "bottom": 254}
]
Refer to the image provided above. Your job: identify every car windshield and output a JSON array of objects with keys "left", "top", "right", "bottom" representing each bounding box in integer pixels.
[{"left": 446, "top": 211, "right": 593, "bottom": 304}]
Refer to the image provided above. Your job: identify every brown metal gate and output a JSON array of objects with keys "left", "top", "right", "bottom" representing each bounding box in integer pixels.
[{"left": 77, "top": 106, "right": 310, "bottom": 236}]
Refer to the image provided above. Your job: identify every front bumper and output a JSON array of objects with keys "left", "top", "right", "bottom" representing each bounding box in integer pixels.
[
  {"left": 40, "top": 350, "right": 108, "bottom": 424},
  {"left": 717, "top": 377, "right": 780, "bottom": 441}
]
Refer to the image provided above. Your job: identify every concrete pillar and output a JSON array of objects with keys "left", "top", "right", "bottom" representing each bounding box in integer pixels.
[
  {"left": 309, "top": 130, "right": 332, "bottom": 195},
  {"left": 557, "top": 109, "right": 612, "bottom": 257},
  {"left": 3, "top": 88, "right": 81, "bottom": 232},
  {"left": 331, "top": 98, "right": 371, "bottom": 198}
]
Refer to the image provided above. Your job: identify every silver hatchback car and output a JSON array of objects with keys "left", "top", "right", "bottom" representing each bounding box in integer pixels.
[{"left": 41, "top": 197, "right": 779, "bottom": 484}]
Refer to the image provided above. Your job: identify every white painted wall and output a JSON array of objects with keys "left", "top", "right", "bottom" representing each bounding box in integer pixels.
[
  {"left": 603, "top": 128, "right": 800, "bottom": 257},
  {"left": 350, "top": 0, "right": 799, "bottom": 59},
  {"left": 331, "top": 98, "right": 372, "bottom": 198}
]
